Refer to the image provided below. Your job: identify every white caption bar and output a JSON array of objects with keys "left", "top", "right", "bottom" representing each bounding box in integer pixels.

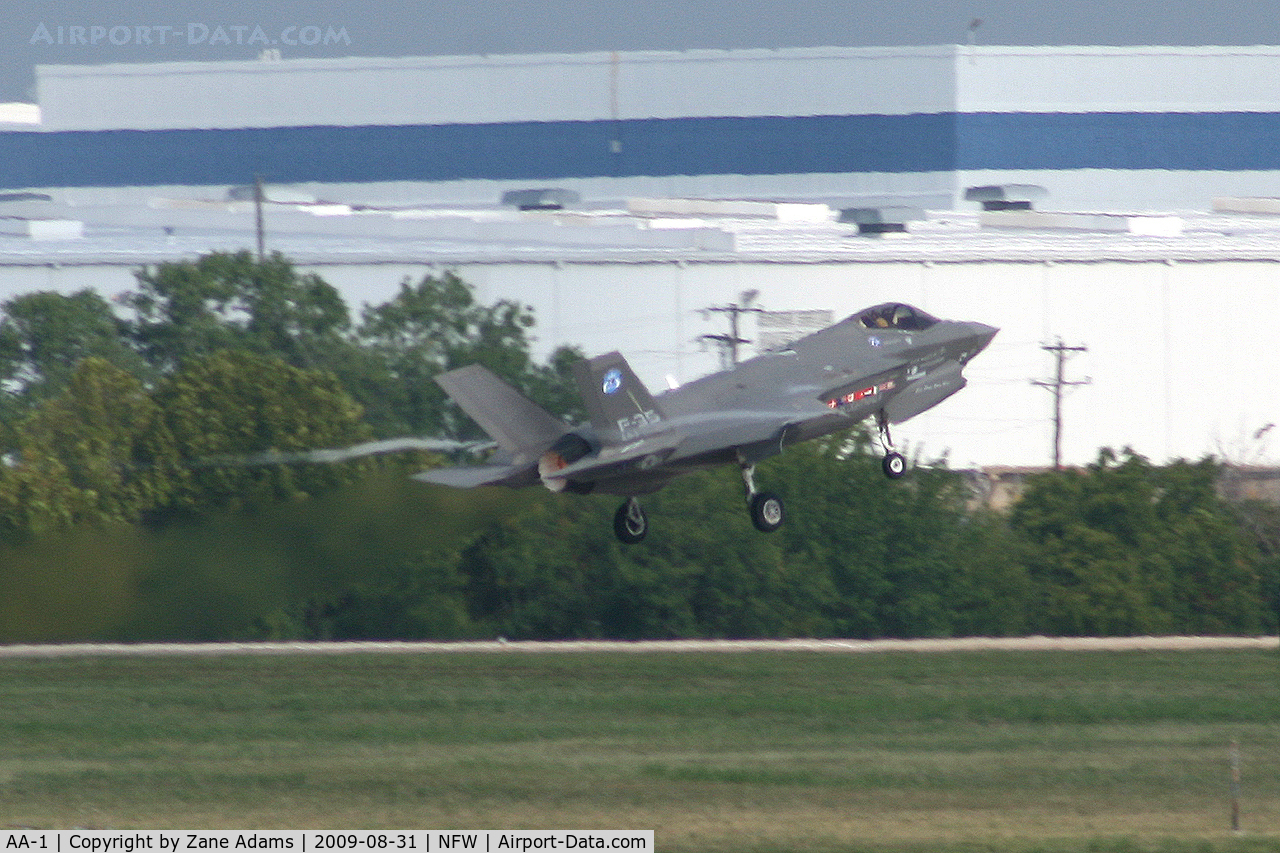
[{"left": 0, "top": 832, "right": 653, "bottom": 853}]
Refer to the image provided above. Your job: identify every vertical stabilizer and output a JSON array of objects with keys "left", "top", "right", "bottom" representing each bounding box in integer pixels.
[
  {"left": 572, "top": 352, "right": 667, "bottom": 443},
  {"left": 435, "top": 364, "right": 566, "bottom": 458}
]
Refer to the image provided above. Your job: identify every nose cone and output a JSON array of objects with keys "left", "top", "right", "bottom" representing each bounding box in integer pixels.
[
  {"left": 958, "top": 321, "right": 998, "bottom": 364},
  {"left": 971, "top": 322, "right": 999, "bottom": 353}
]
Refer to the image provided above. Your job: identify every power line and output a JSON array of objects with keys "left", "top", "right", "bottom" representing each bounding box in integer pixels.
[
  {"left": 699, "top": 289, "right": 763, "bottom": 368},
  {"left": 1031, "top": 339, "right": 1091, "bottom": 469}
]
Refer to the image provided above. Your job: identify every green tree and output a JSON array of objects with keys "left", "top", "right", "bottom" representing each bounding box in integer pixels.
[
  {"left": 770, "top": 436, "right": 1006, "bottom": 638},
  {"left": 14, "top": 357, "right": 180, "bottom": 526},
  {"left": 124, "top": 250, "right": 353, "bottom": 375},
  {"left": 1232, "top": 498, "right": 1280, "bottom": 634},
  {"left": 355, "top": 271, "right": 584, "bottom": 437},
  {"left": 0, "top": 449, "right": 82, "bottom": 545},
  {"left": 0, "top": 289, "right": 144, "bottom": 419},
  {"left": 154, "top": 350, "right": 372, "bottom": 514},
  {"left": 448, "top": 472, "right": 836, "bottom": 641},
  {"left": 1010, "top": 450, "right": 1269, "bottom": 635}
]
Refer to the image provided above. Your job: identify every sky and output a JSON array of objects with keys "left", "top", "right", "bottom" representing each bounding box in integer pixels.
[{"left": 7, "top": 0, "right": 1280, "bottom": 101}]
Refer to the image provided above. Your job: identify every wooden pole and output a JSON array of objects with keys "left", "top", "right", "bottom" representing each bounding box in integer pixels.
[
  {"left": 1031, "top": 339, "right": 1089, "bottom": 469},
  {"left": 254, "top": 173, "right": 266, "bottom": 262},
  {"left": 1230, "top": 739, "right": 1242, "bottom": 832}
]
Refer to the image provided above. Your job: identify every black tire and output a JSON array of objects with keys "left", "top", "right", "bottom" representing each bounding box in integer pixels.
[
  {"left": 613, "top": 499, "right": 648, "bottom": 544},
  {"left": 882, "top": 452, "right": 907, "bottom": 480},
  {"left": 749, "top": 491, "right": 785, "bottom": 533}
]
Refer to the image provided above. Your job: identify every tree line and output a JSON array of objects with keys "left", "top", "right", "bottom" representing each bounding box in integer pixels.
[
  {"left": 290, "top": 441, "right": 1274, "bottom": 643},
  {"left": 0, "top": 251, "right": 1276, "bottom": 641}
]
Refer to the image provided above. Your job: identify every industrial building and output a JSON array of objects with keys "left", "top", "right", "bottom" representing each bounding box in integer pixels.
[
  {"left": 10, "top": 44, "right": 1280, "bottom": 208},
  {"left": 0, "top": 45, "right": 1278, "bottom": 469}
]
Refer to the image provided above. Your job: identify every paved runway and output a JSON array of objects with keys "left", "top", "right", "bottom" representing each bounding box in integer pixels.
[{"left": 0, "top": 636, "right": 1275, "bottom": 658}]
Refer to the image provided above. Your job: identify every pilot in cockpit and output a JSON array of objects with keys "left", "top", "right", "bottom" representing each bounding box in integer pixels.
[{"left": 858, "top": 303, "right": 939, "bottom": 332}]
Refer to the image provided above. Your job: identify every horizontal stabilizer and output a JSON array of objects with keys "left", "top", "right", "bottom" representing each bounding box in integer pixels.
[{"left": 436, "top": 364, "right": 567, "bottom": 459}]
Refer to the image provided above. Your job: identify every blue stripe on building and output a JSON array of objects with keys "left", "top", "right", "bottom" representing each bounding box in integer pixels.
[
  {"left": 1, "top": 111, "right": 1278, "bottom": 189},
  {"left": 0, "top": 114, "right": 956, "bottom": 188},
  {"left": 957, "top": 112, "right": 1280, "bottom": 171}
]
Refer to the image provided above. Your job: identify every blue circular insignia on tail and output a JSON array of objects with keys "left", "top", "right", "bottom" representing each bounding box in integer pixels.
[{"left": 602, "top": 368, "right": 623, "bottom": 395}]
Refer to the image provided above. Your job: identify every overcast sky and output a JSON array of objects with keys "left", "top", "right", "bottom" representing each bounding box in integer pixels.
[{"left": 8, "top": 0, "right": 1280, "bottom": 101}]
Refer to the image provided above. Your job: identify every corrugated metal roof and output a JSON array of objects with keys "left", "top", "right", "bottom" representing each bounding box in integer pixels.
[{"left": 7, "top": 198, "right": 1280, "bottom": 268}]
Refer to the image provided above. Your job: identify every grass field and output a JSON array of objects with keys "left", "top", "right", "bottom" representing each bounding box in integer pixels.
[{"left": 1, "top": 648, "right": 1278, "bottom": 852}]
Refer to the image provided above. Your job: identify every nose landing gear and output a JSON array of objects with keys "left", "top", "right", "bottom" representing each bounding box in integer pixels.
[{"left": 878, "top": 411, "right": 908, "bottom": 480}]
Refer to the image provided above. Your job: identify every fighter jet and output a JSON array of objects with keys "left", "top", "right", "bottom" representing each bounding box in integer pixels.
[{"left": 418, "top": 303, "right": 997, "bottom": 543}]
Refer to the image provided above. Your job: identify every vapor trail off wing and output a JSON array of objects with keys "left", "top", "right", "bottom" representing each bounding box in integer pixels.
[
  {"left": 199, "top": 437, "right": 479, "bottom": 467},
  {"left": 415, "top": 462, "right": 539, "bottom": 489}
]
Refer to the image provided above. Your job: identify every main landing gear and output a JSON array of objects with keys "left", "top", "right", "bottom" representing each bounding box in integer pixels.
[
  {"left": 612, "top": 424, "right": 906, "bottom": 543},
  {"left": 613, "top": 497, "right": 649, "bottom": 544},
  {"left": 610, "top": 456, "right": 786, "bottom": 544},
  {"left": 878, "top": 411, "right": 908, "bottom": 480},
  {"left": 739, "top": 453, "right": 784, "bottom": 533}
]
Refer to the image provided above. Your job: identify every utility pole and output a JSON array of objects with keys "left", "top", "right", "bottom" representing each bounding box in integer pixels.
[
  {"left": 700, "top": 290, "right": 764, "bottom": 368},
  {"left": 1032, "top": 339, "right": 1090, "bottom": 469},
  {"left": 253, "top": 173, "right": 266, "bottom": 261}
]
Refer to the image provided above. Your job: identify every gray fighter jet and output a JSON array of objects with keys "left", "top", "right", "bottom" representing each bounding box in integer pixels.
[{"left": 418, "top": 303, "right": 997, "bottom": 542}]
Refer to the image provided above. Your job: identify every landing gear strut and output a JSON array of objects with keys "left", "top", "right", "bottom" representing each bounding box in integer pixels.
[
  {"left": 739, "top": 454, "right": 784, "bottom": 533},
  {"left": 613, "top": 497, "right": 649, "bottom": 544},
  {"left": 878, "top": 411, "right": 908, "bottom": 480}
]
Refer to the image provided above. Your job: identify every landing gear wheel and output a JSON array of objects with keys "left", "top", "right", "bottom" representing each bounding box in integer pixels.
[
  {"left": 613, "top": 498, "right": 649, "bottom": 544},
  {"left": 882, "top": 452, "right": 907, "bottom": 480},
  {"left": 749, "top": 491, "right": 785, "bottom": 533}
]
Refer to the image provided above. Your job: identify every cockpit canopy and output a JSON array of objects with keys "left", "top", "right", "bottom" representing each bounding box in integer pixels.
[{"left": 857, "top": 303, "right": 939, "bottom": 332}]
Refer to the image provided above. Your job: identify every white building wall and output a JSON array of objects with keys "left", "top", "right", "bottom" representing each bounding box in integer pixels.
[
  {"left": 304, "top": 256, "right": 1280, "bottom": 469},
  {"left": 954, "top": 45, "right": 1280, "bottom": 114},
  {"left": 36, "top": 46, "right": 959, "bottom": 132},
  {"left": 4, "top": 254, "right": 1277, "bottom": 468},
  {"left": 40, "top": 45, "right": 1280, "bottom": 133}
]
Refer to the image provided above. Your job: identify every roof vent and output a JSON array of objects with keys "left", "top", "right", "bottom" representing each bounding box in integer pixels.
[
  {"left": 0, "top": 192, "right": 52, "bottom": 203},
  {"left": 839, "top": 206, "right": 923, "bottom": 236},
  {"left": 1213, "top": 196, "right": 1280, "bottom": 215},
  {"left": 501, "top": 188, "right": 580, "bottom": 211},
  {"left": 964, "top": 184, "right": 1048, "bottom": 211},
  {"left": 226, "top": 184, "right": 316, "bottom": 204},
  {"left": 0, "top": 192, "right": 62, "bottom": 221}
]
